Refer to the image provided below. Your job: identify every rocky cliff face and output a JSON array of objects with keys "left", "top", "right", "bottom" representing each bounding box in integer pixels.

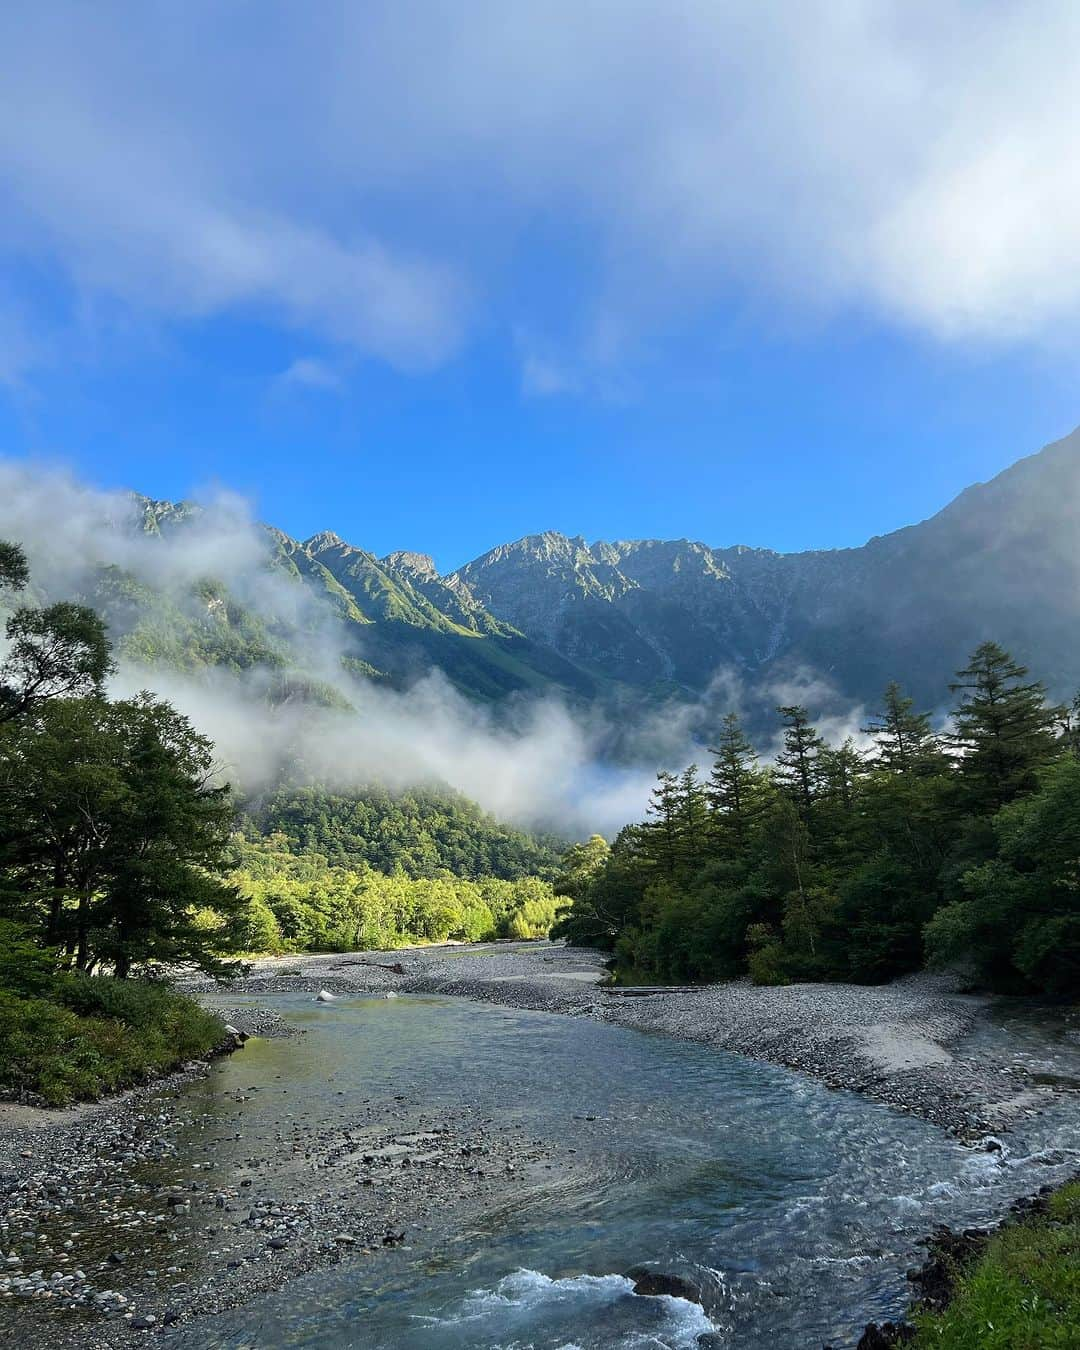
[
  {"left": 11, "top": 426, "right": 1080, "bottom": 715},
  {"left": 450, "top": 427, "right": 1080, "bottom": 707}
]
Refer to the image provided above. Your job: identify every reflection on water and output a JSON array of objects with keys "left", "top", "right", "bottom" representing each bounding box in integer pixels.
[{"left": 165, "top": 993, "right": 1079, "bottom": 1350}]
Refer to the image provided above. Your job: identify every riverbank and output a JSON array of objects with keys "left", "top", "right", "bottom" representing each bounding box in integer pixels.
[
  {"left": 851, "top": 1173, "right": 1080, "bottom": 1348},
  {"left": 0, "top": 996, "right": 564, "bottom": 1348},
  {"left": 215, "top": 939, "right": 1080, "bottom": 1140},
  {"left": 0, "top": 976, "right": 235, "bottom": 1108}
]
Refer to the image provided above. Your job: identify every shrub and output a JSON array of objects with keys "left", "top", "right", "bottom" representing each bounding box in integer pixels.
[{"left": 0, "top": 978, "right": 227, "bottom": 1106}]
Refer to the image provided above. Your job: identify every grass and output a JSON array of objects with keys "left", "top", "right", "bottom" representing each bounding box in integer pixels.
[
  {"left": 0, "top": 974, "right": 228, "bottom": 1106},
  {"left": 912, "top": 1181, "right": 1080, "bottom": 1349}
]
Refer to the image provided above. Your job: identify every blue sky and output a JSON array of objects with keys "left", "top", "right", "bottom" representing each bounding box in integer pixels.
[{"left": 2, "top": 3, "right": 1079, "bottom": 572}]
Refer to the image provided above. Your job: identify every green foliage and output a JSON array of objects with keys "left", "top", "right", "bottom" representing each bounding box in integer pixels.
[
  {"left": 0, "top": 920, "right": 57, "bottom": 996},
  {"left": 774, "top": 704, "right": 826, "bottom": 817},
  {"left": 241, "top": 783, "right": 561, "bottom": 881},
  {"left": 92, "top": 565, "right": 291, "bottom": 675},
  {"left": 927, "top": 757, "right": 1080, "bottom": 994},
  {"left": 0, "top": 600, "right": 112, "bottom": 723},
  {"left": 552, "top": 826, "right": 647, "bottom": 948},
  {"left": 708, "top": 712, "right": 769, "bottom": 853},
  {"left": 912, "top": 1181, "right": 1080, "bottom": 1349},
  {"left": 949, "top": 642, "right": 1063, "bottom": 813},
  {"left": 0, "top": 541, "right": 248, "bottom": 983},
  {"left": 0, "top": 692, "right": 248, "bottom": 977},
  {"left": 230, "top": 833, "right": 556, "bottom": 952},
  {"left": 864, "top": 681, "right": 943, "bottom": 775},
  {"left": 0, "top": 541, "right": 29, "bottom": 592},
  {"left": 556, "top": 647, "right": 1079, "bottom": 995},
  {"left": 0, "top": 973, "right": 226, "bottom": 1106}
]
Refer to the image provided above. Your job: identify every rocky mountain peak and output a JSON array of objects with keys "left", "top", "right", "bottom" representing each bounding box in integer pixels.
[
  {"left": 381, "top": 550, "right": 440, "bottom": 580},
  {"left": 303, "top": 530, "right": 346, "bottom": 554}
]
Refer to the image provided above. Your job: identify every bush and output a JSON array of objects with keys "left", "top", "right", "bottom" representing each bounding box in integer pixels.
[
  {"left": 0, "top": 921, "right": 58, "bottom": 996},
  {"left": 746, "top": 924, "right": 790, "bottom": 986},
  {"left": 0, "top": 978, "right": 227, "bottom": 1106}
]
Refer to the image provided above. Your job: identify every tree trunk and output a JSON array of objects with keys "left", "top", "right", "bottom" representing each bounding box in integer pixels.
[
  {"left": 45, "top": 858, "right": 66, "bottom": 949},
  {"left": 75, "top": 890, "right": 91, "bottom": 971}
]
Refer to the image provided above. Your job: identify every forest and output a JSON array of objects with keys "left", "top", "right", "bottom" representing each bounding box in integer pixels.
[
  {"left": 554, "top": 647, "right": 1080, "bottom": 996},
  {"left": 229, "top": 833, "right": 558, "bottom": 952},
  {"left": 239, "top": 783, "right": 561, "bottom": 881}
]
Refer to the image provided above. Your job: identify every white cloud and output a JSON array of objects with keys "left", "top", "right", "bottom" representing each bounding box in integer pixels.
[
  {"left": 2, "top": 3, "right": 1077, "bottom": 375},
  {"left": 279, "top": 357, "right": 344, "bottom": 393}
]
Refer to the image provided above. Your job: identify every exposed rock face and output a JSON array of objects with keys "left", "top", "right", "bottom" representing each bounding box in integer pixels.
[
  {"left": 14, "top": 426, "right": 1080, "bottom": 714},
  {"left": 451, "top": 427, "right": 1080, "bottom": 707}
]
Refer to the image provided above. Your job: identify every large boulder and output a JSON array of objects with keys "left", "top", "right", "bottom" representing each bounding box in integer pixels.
[{"left": 625, "top": 1266, "right": 702, "bottom": 1305}]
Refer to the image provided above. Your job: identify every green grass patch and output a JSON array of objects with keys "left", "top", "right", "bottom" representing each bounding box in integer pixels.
[
  {"left": 913, "top": 1181, "right": 1080, "bottom": 1349},
  {"left": 0, "top": 976, "right": 227, "bottom": 1106}
]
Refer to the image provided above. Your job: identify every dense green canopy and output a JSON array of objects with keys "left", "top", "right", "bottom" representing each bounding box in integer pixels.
[{"left": 555, "top": 641, "right": 1079, "bottom": 995}]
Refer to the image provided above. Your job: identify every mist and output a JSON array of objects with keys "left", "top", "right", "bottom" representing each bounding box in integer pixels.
[{"left": 0, "top": 460, "right": 873, "bottom": 838}]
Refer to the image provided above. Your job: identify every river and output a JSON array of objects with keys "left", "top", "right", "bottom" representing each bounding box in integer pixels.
[{"left": 138, "top": 990, "right": 1080, "bottom": 1350}]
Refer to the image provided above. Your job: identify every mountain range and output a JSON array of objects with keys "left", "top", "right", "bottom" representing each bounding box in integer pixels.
[{"left": 10, "top": 425, "right": 1080, "bottom": 723}]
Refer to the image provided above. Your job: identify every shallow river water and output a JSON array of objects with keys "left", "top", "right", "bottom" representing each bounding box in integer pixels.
[{"left": 169, "top": 992, "right": 1078, "bottom": 1350}]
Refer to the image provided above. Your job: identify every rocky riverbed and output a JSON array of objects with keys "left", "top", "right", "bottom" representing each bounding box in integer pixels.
[
  {"left": 214, "top": 940, "right": 1080, "bottom": 1140},
  {"left": 0, "top": 1030, "right": 559, "bottom": 1348},
  {"left": 2, "top": 944, "right": 1076, "bottom": 1348}
]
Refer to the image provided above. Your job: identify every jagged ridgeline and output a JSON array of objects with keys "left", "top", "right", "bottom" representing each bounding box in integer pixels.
[
  {"left": 0, "top": 485, "right": 582, "bottom": 878},
  {"left": 9, "top": 423, "right": 1080, "bottom": 721},
  {"left": 77, "top": 496, "right": 597, "bottom": 702},
  {"left": 454, "top": 425, "right": 1080, "bottom": 708}
]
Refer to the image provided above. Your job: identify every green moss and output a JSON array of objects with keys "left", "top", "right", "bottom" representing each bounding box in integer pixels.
[{"left": 913, "top": 1182, "right": 1080, "bottom": 1349}]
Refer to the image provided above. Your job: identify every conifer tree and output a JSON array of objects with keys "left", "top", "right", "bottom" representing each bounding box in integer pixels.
[
  {"left": 641, "top": 770, "right": 682, "bottom": 877},
  {"left": 1060, "top": 691, "right": 1080, "bottom": 759},
  {"left": 774, "top": 705, "right": 825, "bottom": 818},
  {"left": 864, "top": 682, "right": 939, "bottom": 773},
  {"left": 707, "top": 712, "right": 765, "bottom": 851},
  {"left": 675, "top": 764, "right": 711, "bottom": 873},
  {"left": 949, "top": 642, "right": 1062, "bottom": 812},
  {"left": 818, "top": 737, "right": 863, "bottom": 810}
]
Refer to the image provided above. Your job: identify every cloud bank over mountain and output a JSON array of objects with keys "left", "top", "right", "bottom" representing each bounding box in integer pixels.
[{"left": 0, "top": 462, "right": 704, "bottom": 834}]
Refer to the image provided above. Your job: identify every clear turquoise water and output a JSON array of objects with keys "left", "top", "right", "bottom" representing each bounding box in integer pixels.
[{"left": 169, "top": 993, "right": 1080, "bottom": 1350}]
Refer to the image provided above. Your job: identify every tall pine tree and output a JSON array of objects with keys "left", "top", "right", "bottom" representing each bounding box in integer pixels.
[
  {"left": 774, "top": 705, "right": 825, "bottom": 818},
  {"left": 641, "top": 770, "right": 683, "bottom": 878},
  {"left": 949, "top": 642, "right": 1061, "bottom": 812},
  {"left": 864, "top": 682, "right": 940, "bottom": 774},
  {"left": 707, "top": 713, "right": 766, "bottom": 852},
  {"left": 675, "top": 764, "right": 711, "bottom": 874}
]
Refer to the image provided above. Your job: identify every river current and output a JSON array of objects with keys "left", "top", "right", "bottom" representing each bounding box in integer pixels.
[{"left": 168, "top": 992, "right": 1079, "bottom": 1350}]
